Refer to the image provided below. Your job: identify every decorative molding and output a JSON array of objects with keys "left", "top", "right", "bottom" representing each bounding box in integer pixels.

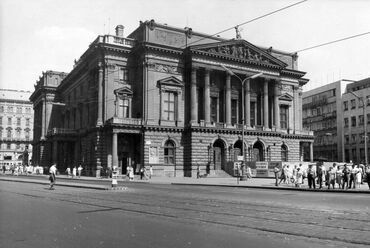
[{"left": 148, "top": 62, "right": 182, "bottom": 74}]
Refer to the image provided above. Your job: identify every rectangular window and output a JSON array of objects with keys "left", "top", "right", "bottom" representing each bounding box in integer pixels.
[
  {"left": 343, "top": 101, "right": 348, "bottom": 111},
  {"left": 332, "top": 89, "right": 336, "bottom": 96},
  {"left": 17, "top": 118, "right": 21, "bottom": 126},
  {"left": 7, "top": 117, "right": 11, "bottom": 125},
  {"left": 0, "top": 117, "right": 2, "bottom": 125},
  {"left": 163, "top": 92, "right": 176, "bottom": 121},
  {"left": 118, "top": 67, "right": 128, "bottom": 82},
  {"left": 26, "top": 107, "right": 31, "bottom": 113},
  {"left": 367, "top": 96, "right": 370, "bottom": 106},
  {"left": 16, "top": 107, "right": 22, "bottom": 113},
  {"left": 359, "top": 115, "right": 364, "bottom": 125},
  {"left": 351, "top": 99, "right": 356, "bottom": 109},
  {"left": 211, "top": 97, "right": 218, "bottom": 123},
  {"left": 280, "top": 105, "right": 289, "bottom": 129},
  {"left": 7, "top": 106, "right": 13, "bottom": 113},
  {"left": 351, "top": 116, "right": 356, "bottom": 127},
  {"left": 250, "top": 102, "right": 256, "bottom": 126},
  {"left": 344, "top": 118, "right": 349, "bottom": 127},
  {"left": 7, "top": 130, "right": 11, "bottom": 138},
  {"left": 345, "top": 135, "right": 349, "bottom": 144},
  {"left": 359, "top": 97, "right": 364, "bottom": 107},
  {"left": 352, "top": 149, "right": 357, "bottom": 162},
  {"left": 351, "top": 134, "right": 357, "bottom": 143},
  {"left": 231, "top": 99, "right": 237, "bottom": 124},
  {"left": 0, "top": 106, "right": 4, "bottom": 113},
  {"left": 7, "top": 143, "right": 11, "bottom": 149}
]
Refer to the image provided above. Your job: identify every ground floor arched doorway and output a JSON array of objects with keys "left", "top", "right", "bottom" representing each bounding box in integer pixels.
[
  {"left": 252, "top": 141, "right": 264, "bottom": 161},
  {"left": 213, "top": 139, "right": 226, "bottom": 170}
]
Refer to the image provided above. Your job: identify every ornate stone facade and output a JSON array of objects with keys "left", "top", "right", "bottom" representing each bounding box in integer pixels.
[{"left": 30, "top": 20, "right": 314, "bottom": 177}]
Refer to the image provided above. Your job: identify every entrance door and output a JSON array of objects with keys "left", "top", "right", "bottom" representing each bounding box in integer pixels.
[{"left": 213, "top": 147, "right": 222, "bottom": 170}]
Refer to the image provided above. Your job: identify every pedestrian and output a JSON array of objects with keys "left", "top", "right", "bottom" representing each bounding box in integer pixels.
[
  {"left": 365, "top": 165, "right": 370, "bottom": 189},
  {"left": 66, "top": 167, "right": 71, "bottom": 177},
  {"left": 2, "top": 164, "right": 6, "bottom": 174},
  {"left": 278, "top": 165, "right": 287, "bottom": 185},
  {"left": 317, "top": 162, "right": 326, "bottom": 189},
  {"left": 349, "top": 164, "right": 357, "bottom": 189},
  {"left": 246, "top": 165, "right": 252, "bottom": 179},
  {"left": 72, "top": 166, "right": 77, "bottom": 178},
  {"left": 299, "top": 164, "right": 305, "bottom": 184},
  {"left": 342, "top": 164, "right": 350, "bottom": 189},
  {"left": 128, "top": 165, "right": 134, "bottom": 181},
  {"left": 49, "top": 164, "right": 57, "bottom": 190},
  {"left": 295, "top": 167, "right": 303, "bottom": 188},
  {"left": 335, "top": 165, "right": 343, "bottom": 189},
  {"left": 356, "top": 164, "right": 363, "bottom": 189},
  {"left": 359, "top": 163, "right": 365, "bottom": 185},
  {"left": 327, "top": 167, "right": 336, "bottom": 189},
  {"left": 149, "top": 165, "right": 153, "bottom": 179},
  {"left": 140, "top": 166, "right": 144, "bottom": 180},
  {"left": 307, "top": 164, "right": 316, "bottom": 189},
  {"left": 292, "top": 165, "right": 298, "bottom": 184},
  {"left": 273, "top": 164, "right": 280, "bottom": 186},
  {"left": 77, "top": 164, "right": 83, "bottom": 178},
  {"left": 197, "top": 164, "right": 200, "bottom": 179}
]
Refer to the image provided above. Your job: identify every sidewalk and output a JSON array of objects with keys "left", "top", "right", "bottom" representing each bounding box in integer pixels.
[{"left": 1, "top": 173, "right": 369, "bottom": 193}]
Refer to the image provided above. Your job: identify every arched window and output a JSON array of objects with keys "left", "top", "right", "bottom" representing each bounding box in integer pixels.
[
  {"left": 164, "top": 140, "right": 175, "bottom": 165},
  {"left": 281, "top": 145, "right": 288, "bottom": 162}
]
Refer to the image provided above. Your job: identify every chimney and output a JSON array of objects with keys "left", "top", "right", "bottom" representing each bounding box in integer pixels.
[{"left": 115, "top": 25, "right": 124, "bottom": 37}]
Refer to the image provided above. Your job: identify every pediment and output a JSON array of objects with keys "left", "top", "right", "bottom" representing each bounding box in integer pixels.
[
  {"left": 157, "top": 76, "right": 184, "bottom": 88},
  {"left": 114, "top": 86, "right": 133, "bottom": 96},
  {"left": 190, "top": 39, "right": 287, "bottom": 68},
  {"left": 279, "top": 93, "right": 293, "bottom": 101}
]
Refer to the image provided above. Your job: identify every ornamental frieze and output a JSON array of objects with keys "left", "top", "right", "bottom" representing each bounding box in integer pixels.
[
  {"left": 148, "top": 63, "right": 182, "bottom": 74},
  {"left": 203, "top": 44, "right": 270, "bottom": 64}
]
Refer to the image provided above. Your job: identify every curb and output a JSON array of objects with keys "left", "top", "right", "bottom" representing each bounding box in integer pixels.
[
  {"left": 0, "top": 177, "right": 108, "bottom": 190},
  {"left": 171, "top": 183, "right": 370, "bottom": 193}
]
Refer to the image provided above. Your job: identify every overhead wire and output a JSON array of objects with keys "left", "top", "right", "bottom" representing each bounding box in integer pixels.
[{"left": 182, "top": 0, "right": 308, "bottom": 48}]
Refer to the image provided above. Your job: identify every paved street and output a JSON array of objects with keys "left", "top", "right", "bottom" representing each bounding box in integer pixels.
[{"left": 1, "top": 180, "right": 369, "bottom": 248}]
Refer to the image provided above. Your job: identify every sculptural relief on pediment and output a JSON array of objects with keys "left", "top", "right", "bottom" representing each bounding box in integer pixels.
[{"left": 203, "top": 44, "right": 271, "bottom": 64}]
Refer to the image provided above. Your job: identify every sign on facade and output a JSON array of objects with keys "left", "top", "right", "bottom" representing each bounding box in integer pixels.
[{"left": 149, "top": 146, "right": 159, "bottom": 164}]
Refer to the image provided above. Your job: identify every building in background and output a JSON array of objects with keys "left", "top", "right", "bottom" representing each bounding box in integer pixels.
[
  {"left": 342, "top": 78, "right": 370, "bottom": 163},
  {"left": 30, "top": 20, "right": 314, "bottom": 177},
  {"left": 0, "top": 89, "right": 34, "bottom": 168}
]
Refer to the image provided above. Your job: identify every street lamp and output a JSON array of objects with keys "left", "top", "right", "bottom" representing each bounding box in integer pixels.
[
  {"left": 349, "top": 91, "right": 368, "bottom": 166},
  {"left": 221, "top": 65, "right": 263, "bottom": 180}
]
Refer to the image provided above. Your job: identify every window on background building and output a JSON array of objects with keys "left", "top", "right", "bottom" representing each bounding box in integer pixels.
[
  {"left": 16, "top": 130, "right": 20, "bottom": 138},
  {"left": 367, "top": 114, "right": 370, "bottom": 124},
  {"left": 25, "top": 130, "right": 30, "bottom": 141},
  {"left": 162, "top": 92, "right": 176, "bottom": 121},
  {"left": 17, "top": 118, "right": 21, "bottom": 126},
  {"left": 122, "top": 99, "right": 129, "bottom": 118},
  {"left": 7, "top": 129, "right": 11, "bottom": 138},
  {"left": 250, "top": 102, "right": 256, "bottom": 126},
  {"left": 352, "top": 149, "right": 357, "bottom": 162},
  {"left": 312, "top": 109, "right": 317, "bottom": 116},
  {"left": 7, "top": 143, "right": 11, "bottom": 149},
  {"left": 16, "top": 107, "right": 22, "bottom": 113},
  {"left": 351, "top": 116, "right": 356, "bottom": 127},
  {"left": 359, "top": 115, "right": 364, "bottom": 125},
  {"left": 16, "top": 144, "right": 20, "bottom": 149},
  {"left": 210, "top": 97, "right": 218, "bottom": 123},
  {"left": 351, "top": 99, "right": 356, "bottom": 109},
  {"left": 26, "top": 118, "right": 30, "bottom": 127},
  {"left": 351, "top": 134, "right": 357, "bottom": 143},
  {"left": 280, "top": 105, "right": 289, "bottom": 129},
  {"left": 367, "top": 96, "right": 370, "bottom": 106},
  {"left": 7, "top": 117, "right": 11, "bottom": 125},
  {"left": 0, "top": 106, "right": 4, "bottom": 113},
  {"left": 164, "top": 140, "right": 175, "bottom": 165},
  {"left": 26, "top": 107, "right": 31, "bottom": 113},
  {"left": 345, "top": 135, "right": 349, "bottom": 144},
  {"left": 0, "top": 117, "right": 2, "bottom": 126},
  {"left": 7, "top": 106, "right": 13, "bottom": 113},
  {"left": 359, "top": 97, "right": 364, "bottom": 107},
  {"left": 332, "top": 89, "right": 336, "bottom": 96},
  {"left": 343, "top": 101, "right": 348, "bottom": 111},
  {"left": 281, "top": 145, "right": 288, "bottom": 162},
  {"left": 344, "top": 118, "right": 349, "bottom": 127},
  {"left": 317, "top": 107, "right": 321, "bottom": 115}
]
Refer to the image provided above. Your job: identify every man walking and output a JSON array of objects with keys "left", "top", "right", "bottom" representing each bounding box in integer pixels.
[
  {"left": 274, "top": 164, "right": 280, "bottom": 186},
  {"left": 307, "top": 164, "right": 316, "bottom": 189},
  {"left": 49, "top": 164, "right": 57, "bottom": 190}
]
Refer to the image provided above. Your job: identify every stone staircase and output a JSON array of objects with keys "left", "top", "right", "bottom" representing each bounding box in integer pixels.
[{"left": 206, "top": 169, "right": 233, "bottom": 178}]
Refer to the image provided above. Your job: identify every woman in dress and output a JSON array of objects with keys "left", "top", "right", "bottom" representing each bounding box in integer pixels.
[
  {"left": 327, "top": 167, "right": 336, "bottom": 189},
  {"left": 295, "top": 168, "right": 303, "bottom": 188},
  {"left": 356, "top": 164, "right": 363, "bottom": 189}
]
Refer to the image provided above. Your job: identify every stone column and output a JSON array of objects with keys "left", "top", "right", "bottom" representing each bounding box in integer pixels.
[
  {"left": 97, "top": 62, "right": 104, "bottom": 126},
  {"left": 225, "top": 73, "right": 231, "bottom": 126},
  {"left": 190, "top": 68, "right": 198, "bottom": 123},
  {"left": 310, "top": 142, "right": 314, "bottom": 162},
  {"left": 112, "top": 132, "right": 118, "bottom": 168},
  {"left": 274, "top": 81, "right": 280, "bottom": 129},
  {"left": 245, "top": 79, "right": 251, "bottom": 127},
  {"left": 204, "top": 69, "right": 211, "bottom": 123},
  {"left": 263, "top": 79, "right": 269, "bottom": 128}
]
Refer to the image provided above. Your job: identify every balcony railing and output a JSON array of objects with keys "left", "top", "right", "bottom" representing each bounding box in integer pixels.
[
  {"left": 47, "top": 128, "right": 78, "bottom": 136},
  {"left": 109, "top": 117, "right": 142, "bottom": 126},
  {"left": 91, "top": 35, "right": 135, "bottom": 48}
]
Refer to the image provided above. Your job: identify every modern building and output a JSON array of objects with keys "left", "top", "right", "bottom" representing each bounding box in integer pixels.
[
  {"left": 0, "top": 89, "right": 33, "bottom": 168},
  {"left": 302, "top": 80, "right": 351, "bottom": 162},
  {"left": 30, "top": 20, "right": 314, "bottom": 177},
  {"left": 342, "top": 78, "right": 370, "bottom": 163}
]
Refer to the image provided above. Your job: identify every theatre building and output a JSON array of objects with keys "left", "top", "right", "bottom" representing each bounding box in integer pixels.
[{"left": 30, "top": 20, "right": 314, "bottom": 177}]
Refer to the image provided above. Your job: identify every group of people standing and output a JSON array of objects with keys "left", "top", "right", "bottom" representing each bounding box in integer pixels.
[
  {"left": 275, "top": 162, "right": 370, "bottom": 190},
  {"left": 65, "top": 165, "right": 83, "bottom": 178}
]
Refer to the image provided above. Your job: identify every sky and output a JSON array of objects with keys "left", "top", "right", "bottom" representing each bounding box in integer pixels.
[{"left": 0, "top": 0, "right": 369, "bottom": 93}]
